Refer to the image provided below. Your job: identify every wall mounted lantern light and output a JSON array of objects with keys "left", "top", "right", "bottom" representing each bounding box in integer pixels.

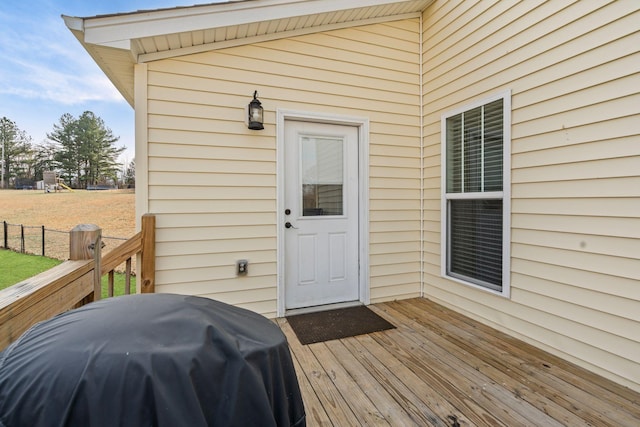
[{"left": 247, "top": 90, "right": 264, "bottom": 130}]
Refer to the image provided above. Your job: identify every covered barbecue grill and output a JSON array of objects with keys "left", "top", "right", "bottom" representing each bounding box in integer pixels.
[{"left": 0, "top": 294, "right": 305, "bottom": 427}]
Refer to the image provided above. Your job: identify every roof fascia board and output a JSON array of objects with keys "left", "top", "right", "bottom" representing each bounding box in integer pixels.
[
  {"left": 138, "top": 11, "right": 422, "bottom": 63},
  {"left": 81, "top": 0, "right": 419, "bottom": 46}
]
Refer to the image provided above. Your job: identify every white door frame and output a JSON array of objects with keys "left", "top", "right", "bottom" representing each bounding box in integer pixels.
[{"left": 276, "top": 109, "right": 370, "bottom": 317}]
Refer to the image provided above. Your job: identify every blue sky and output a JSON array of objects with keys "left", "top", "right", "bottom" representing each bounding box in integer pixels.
[{"left": 0, "top": 1, "right": 211, "bottom": 163}]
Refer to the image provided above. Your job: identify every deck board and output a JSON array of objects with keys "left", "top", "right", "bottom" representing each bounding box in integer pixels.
[{"left": 279, "top": 298, "right": 640, "bottom": 426}]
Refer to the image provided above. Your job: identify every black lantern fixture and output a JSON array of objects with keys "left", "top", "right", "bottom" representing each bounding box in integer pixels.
[{"left": 247, "top": 90, "right": 264, "bottom": 130}]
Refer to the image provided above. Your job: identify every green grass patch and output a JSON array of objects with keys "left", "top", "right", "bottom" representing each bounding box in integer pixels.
[
  {"left": 100, "top": 272, "right": 137, "bottom": 299},
  {"left": 0, "top": 249, "right": 62, "bottom": 289},
  {"left": 0, "top": 249, "right": 136, "bottom": 298}
]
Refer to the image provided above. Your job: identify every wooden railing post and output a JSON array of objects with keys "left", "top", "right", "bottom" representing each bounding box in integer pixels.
[
  {"left": 70, "top": 224, "right": 102, "bottom": 301},
  {"left": 140, "top": 214, "right": 155, "bottom": 293}
]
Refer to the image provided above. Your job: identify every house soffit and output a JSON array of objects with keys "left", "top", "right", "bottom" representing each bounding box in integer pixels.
[{"left": 63, "top": 0, "right": 433, "bottom": 106}]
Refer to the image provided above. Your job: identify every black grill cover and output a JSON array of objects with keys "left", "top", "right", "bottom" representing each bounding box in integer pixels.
[{"left": 0, "top": 294, "right": 305, "bottom": 427}]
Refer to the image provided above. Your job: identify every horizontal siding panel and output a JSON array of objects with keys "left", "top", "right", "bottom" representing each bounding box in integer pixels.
[
  {"left": 512, "top": 198, "right": 640, "bottom": 218},
  {"left": 158, "top": 250, "right": 275, "bottom": 271},
  {"left": 512, "top": 137, "right": 640, "bottom": 169},
  {"left": 512, "top": 272, "right": 640, "bottom": 323},
  {"left": 512, "top": 95, "right": 639, "bottom": 141},
  {"left": 369, "top": 144, "right": 419, "bottom": 158},
  {"left": 149, "top": 145, "right": 275, "bottom": 163},
  {"left": 200, "top": 39, "right": 418, "bottom": 84},
  {"left": 157, "top": 226, "right": 274, "bottom": 242},
  {"left": 257, "top": 34, "right": 418, "bottom": 75},
  {"left": 512, "top": 287, "right": 640, "bottom": 361},
  {"left": 150, "top": 70, "right": 417, "bottom": 117},
  {"left": 512, "top": 258, "right": 639, "bottom": 301},
  {"left": 370, "top": 283, "right": 421, "bottom": 302},
  {"left": 148, "top": 86, "right": 253, "bottom": 112},
  {"left": 207, "top": 288, "right": 277, "bottom": 310},
  {"left": 148, "top": 171, "right": 275, "bottom": 187},
  {"left": 369, "top": 165, "right": 420, "bottom": 179},
  {"left": 370, "top": 272, "right": 420, "bottom": 288},
  {"left": 512, "top": 214, "right": 640, "bottom": 239},
  {"left": 370, "top": 210, "right": 420, "bottom": 221},
  {"left": 149, "top": 157, "right": 275, "bottom": 175},
  {"left": 156, "top": 213, "right": 274, "bottom": 228},
  {"left": 157, "top": 56, "right": 418, "bottom": 103},
  {"left": 424, "top": 2, "right": 638, "bottom": 107},
  {"left": 369, "top": 177, "right": 420, "bottom": 190},
  {"left": 512, "top": 115, "right": 640, "bottom": 154},
  {"left": 276, "top": 32, "right": 418, "bottom": 67},
  {"left": 148, "top": 99, "right": 240, "bottom": 122},
  {"left": 149, "top": 186, "right": 275, "bottom": 200},
  {"left": 370, "top": 155, "right": 420, "bottom": 168},
  {"left": 370, "top": 188, "right": 420, "bottom": 200},
  {"left": 370, "top": 231, "right": 419, "bottom": 244},
  {"left": 370, "top": 134, "right": 419, "bottom": 147},
  {"left": 513, "top": 156, "right": 639, "bottom": 183},
  {"left": 370, "top": 220, "right": 420, "bottom": 233},
  {"left": 149, "top": 199, "right": 275, "bottom": 214},
  {"left": 513, "top": 70, "right": 640, "bottom": 124},
  {"left": 370, "top": 199, "right": 420, "bottom": 211},
  {"left": 361, "top": 21, "right": 420, "bottom": 42},
  {"left": 512, "top": 228, "right": 639, "bottom": 259},
  {"left": 157, "top": 277, "right": 275, "bottom": 298},
  {"left": 148, "top": 141, "right": 276, "bottom": 163},
  {"left": 156, "top": 238, "right": 275, "bottom": 257},
  {"left": 329, "top": 27, "right": 419, "bottom": 54},
  {"left": 370, "top": 252, "right": 421, "bottom": 266},
  {"left": 511, "top": 244, "right": 639, "bottom": 281},
  {"left": 370, "top": 262, "right": 420, "bottom": 278},
  {"left": 148, "top": 129, "right": 275, "bottom": 148},
  {"left": 157, "top": 262, "right": 275, "bottom": 284},
  {"left": 512, "top": 177, "right": 640, "bottom": 199},
  {"left": 370, "top": 241, "right": 420, "bottom": 255}
]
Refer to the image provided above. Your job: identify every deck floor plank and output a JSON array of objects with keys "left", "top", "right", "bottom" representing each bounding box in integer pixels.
[
  {"left": 278, "top": 318, "right": 360, "bottom": 426},
  {"left": 347, "top": 334, "right": 462, "bottom": 426},
  {"left": 280, "top": 298, "right": 640, "bottom": 426},
  {"left": 369, "top": 305, "right": 563, "bottom": 427},
  {"left": 323, "top": 339, "right": 419, "bottom": 426},
  {"left": 403, "top": 298, "right": 640, "bottom": 426},
  {"left": 381, "top": 300, "right": 601, "bottom": 426}
]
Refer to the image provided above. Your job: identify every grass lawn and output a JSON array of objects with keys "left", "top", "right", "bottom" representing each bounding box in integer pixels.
[
  {"left": 0, "top": 249, "right": 136, "bottom": 298},
  {"left": 0, "top": 249, "right": 62, "bottom": 289}
]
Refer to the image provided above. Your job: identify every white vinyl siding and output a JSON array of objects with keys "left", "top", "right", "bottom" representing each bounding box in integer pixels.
[
  {"left": 422, "top": 0, "right": 640, "bottom": 392},
  {"left": 144, "top": 21, "right": 422, "bottom": 317}
]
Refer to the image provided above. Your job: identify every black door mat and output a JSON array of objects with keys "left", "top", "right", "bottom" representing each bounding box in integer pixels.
[{"left": 286, "top": 305, "right": 395, "bottom": 345}]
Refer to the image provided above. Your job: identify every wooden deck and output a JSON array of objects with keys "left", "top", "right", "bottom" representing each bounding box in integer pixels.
[{"left": 277, "top": 298, "right": 640, "bottom": 426}]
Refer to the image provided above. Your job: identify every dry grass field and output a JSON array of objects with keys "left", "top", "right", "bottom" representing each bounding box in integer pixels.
[
  {"left": 0, "top": 189, "right": 135, "bottom": 237},
  {"left": 0, "top": 189, "right": 135, "bottom": 260}
]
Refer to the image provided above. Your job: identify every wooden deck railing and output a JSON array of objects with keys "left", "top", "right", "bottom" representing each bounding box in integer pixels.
[{"left": 0, "top": 214, "right": 155, "bottom": 350}]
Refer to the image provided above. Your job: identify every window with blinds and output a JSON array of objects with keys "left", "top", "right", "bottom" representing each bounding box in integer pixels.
[{"left": 442, "top": 93, "right": 510, "bottom": 294}]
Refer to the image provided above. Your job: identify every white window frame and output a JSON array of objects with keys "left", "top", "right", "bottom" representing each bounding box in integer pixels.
[{"left": 440, "top": 90, "right": 511, "bottom": 298}]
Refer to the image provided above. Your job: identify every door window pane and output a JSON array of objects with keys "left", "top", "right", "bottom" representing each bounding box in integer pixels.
[{"left": 301, "top": 136, "right": 343, "bottom": 216}]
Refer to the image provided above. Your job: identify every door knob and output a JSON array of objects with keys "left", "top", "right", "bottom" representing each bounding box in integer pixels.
[{"left": 285, "top": 222, "right": 297, "bottom": 229}]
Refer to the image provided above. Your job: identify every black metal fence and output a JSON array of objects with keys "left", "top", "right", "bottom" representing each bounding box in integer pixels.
[{"left": 1, "top": 221, "right": 127, "bottom": 261}]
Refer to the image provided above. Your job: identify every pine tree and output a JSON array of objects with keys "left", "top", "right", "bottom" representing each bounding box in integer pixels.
[
  {"left": 0, "top": 117, "right": 32, "bottom": 188},
  {"left": 48, "top": 112, "right": 125, "bottom": 188}
]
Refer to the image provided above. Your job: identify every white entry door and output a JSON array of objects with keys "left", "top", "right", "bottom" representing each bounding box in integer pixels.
[{"left": 284, "top": 120, "right": 359, "bottom": 310}]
